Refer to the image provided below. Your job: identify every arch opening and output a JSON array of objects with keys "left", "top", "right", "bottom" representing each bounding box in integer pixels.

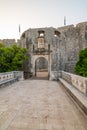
[{"left": 35, "top": 57, "right": 48, "bottom": 79}]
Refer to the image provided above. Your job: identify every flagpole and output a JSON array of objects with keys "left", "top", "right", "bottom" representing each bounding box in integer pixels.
[
  {"left": 19, "top": 24, "right": 21, "bottom": 38},
  {"left": 64, "top": 16, "right": 66, "bottom": 26}
]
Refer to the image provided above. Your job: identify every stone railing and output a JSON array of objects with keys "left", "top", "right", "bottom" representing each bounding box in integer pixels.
[
  {"left": 50, "top": 71, "right": 61, "bottom": 80},
  {"left": 61, "top": 71, "right": 87, "bottom": 95},
  {"left": 13, "top": 71, "right": 23, "bottom": 81},
  {"left": 0, "top": 71, "right": 23, "bottom": 87},
  {"left": 0, "top": 72, "right": 14, "bottom": 82}
]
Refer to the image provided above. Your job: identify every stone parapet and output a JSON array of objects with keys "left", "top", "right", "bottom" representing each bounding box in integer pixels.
[
  {"left": 61, "top": 71, "right": 87, "bottom": 95},
  {"left": 13, "top": 71, "right": 24, "bottom": 80},
  {"left": 59, "top": 78, "right": 87, "bottom": 115},
  {"left": 50, "top": 71, "right": 61, "bottom": 81},
  {"left": 0, "top": 72, "right": 14, "bottom": 82},
  {"left": 0, "top": 71, "right": 23, "bottom": 87}
]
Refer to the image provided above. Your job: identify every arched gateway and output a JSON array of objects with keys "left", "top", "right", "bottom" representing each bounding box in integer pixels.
[
  {"left": 33, "top": 55, "right": 49, "bottom": 79},
  {"left": 21, "top": 27, "right": 63, "bottom": 80},
  {"left": 35, "top": 57, "right": 48, "bottom": 78}
]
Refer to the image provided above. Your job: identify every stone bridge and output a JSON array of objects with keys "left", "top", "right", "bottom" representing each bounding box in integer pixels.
[{"left": 0, "top": 71, "right": 87, "bottom": 130}]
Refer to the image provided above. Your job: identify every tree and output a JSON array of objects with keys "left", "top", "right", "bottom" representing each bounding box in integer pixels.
[
  {"left": 74, "top": 48, "right": 87, "bottom": 77},
  {"left": 0, "top": 44, "right": 29, "bottom": 72}
]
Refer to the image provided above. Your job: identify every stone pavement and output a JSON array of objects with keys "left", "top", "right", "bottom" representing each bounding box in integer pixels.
[{"left": 0, "top": 80, "right": 87, "bottom": 130}]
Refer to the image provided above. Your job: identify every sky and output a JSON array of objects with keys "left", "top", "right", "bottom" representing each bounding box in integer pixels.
[{"left": 0, "top": 0, "right": 87, "bottom": 39}]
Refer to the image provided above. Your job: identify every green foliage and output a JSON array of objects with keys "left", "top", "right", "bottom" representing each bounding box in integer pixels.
[
  {"left": 0, "top": 44, "right": 29, "bottom": 72},
  {"left": 0, "top": 43, "right": 5, "bottom": 48},
  {"left": 74, "top": 48, "right": 87, "bottom": 77}
]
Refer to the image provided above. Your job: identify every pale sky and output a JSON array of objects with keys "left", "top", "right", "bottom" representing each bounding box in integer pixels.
[{"left": 0, "top": 0, "right": 87, "bottom": 39}]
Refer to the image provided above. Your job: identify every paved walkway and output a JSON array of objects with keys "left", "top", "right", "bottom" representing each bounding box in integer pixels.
[{"left": 0, "top": 80, "right": 87, "bottom": 130}]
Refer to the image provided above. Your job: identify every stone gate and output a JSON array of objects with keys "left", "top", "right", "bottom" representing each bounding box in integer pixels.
[{"left": 20, "top": 22, "right": 87, "bottom": 80}]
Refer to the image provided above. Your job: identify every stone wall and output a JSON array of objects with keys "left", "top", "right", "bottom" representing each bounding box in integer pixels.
[
  {"left": 20, "top": 27, "right": 57, "bottom": 78},
  {"left": 0, "top": 39, "right": 20, "bottom": 46},
  {"left": 58, "top": 22, "right": 87, "bottom": 73},
  {"left": 20, "top": 22, "right": 87, "bottom": 80}
]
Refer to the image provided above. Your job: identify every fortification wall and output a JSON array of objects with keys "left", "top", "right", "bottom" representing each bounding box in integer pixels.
[
  {"left": 57, "top": 22, "right": 87, "bottom": 73},
  {"left": 20, "top": 22, "right": 87, "bottom": 79},
  {"left": 0, "top": 39, "right": 20, "bottom": 46}
]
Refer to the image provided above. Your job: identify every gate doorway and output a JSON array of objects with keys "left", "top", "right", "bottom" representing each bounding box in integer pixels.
[{"left": 35, "top": 57, "right": 48, "bottom": 79}]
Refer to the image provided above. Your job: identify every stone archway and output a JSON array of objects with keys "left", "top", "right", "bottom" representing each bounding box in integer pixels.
[{"left": 35, "top": 57, "right": 48, "bottom": 79}]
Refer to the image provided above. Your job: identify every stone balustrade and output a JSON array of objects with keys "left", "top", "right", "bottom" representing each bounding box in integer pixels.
[
  {"left": 61, "top": 71, "right": 87, "bottom": 95},
  {"left": 0, "top": 71, "right": 23, "bottom": 87},
  {"left": 0, "top": 72, "right": 14, "bottom": 82},
  {"left": 13, "top": 71, "right": 24, "bottom": 81}
]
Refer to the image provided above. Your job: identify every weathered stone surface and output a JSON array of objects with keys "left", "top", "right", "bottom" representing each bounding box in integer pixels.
[
  {"left": 20, "top": 22, "right": 87, "bottom": 79},
  {"left": 0, "top": 71, "right": 23, "bottom": 88},
  {"left": 59, "top": 77, "right": 87, "bottom": 115},
  {"left": 0, "top": 39, "right": 20, "bottom": 46},
  {"left": 61, "top": 71, "right": 87, "bottom": 95},
  {"left": 0, "top": 80, "right": 87, "bottom": 130}
]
